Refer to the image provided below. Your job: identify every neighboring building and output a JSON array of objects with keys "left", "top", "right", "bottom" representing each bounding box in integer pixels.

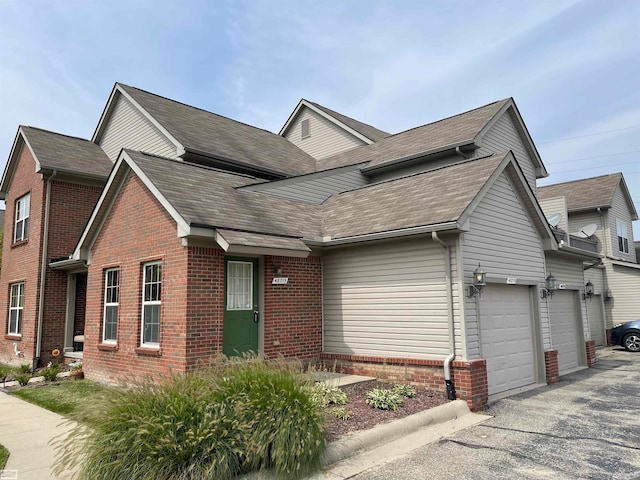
[
  {"left": 0, "top": 127, "right": 112, "bottom": 366},
  {"left": 1, "top": 83, "right": 623, "bottom": 411},
  {"left": 539, "top": 174, "right": 639, "bottom": 346}
]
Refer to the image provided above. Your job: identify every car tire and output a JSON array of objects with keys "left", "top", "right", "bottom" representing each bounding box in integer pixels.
[{"left": 622, "top": 332, "right": 640, "bottom": 352}]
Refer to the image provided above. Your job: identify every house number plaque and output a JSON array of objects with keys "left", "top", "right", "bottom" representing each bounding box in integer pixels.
[
  {"left": 272, "top": 277, "right": 289, "bottom": 285},
  {"left": 506, "top": 277, "right": 517, "bottom": 284}
]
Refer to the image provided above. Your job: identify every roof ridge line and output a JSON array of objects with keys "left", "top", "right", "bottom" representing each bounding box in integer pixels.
[
  {"left": 539, "top": 172, "right": 622, "bottom": 189},
  {"left": 118, "top": 83, "right": 280, "bottom": 136},
  {"left": 306, "top": 99, "right": 390, "bottom": 135}
]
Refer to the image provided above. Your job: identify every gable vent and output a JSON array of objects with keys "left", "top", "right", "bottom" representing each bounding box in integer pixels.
[{"left": 301, "top": 118, "right": 310, "bottom": 139}]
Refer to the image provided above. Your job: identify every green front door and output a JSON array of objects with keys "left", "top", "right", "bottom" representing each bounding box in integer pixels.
[{"left": 223, "top": 257, "right": 259, "bottom": 356}]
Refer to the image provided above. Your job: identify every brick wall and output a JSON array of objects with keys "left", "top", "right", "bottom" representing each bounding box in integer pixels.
[
  {"left": 585, "top": 340, "right": 597, "bottom": 367},
  {"left": 0, "top": 145, "right": 45, "bottom": 367},
  {"left": 264, "top": 255, "right": 322, "bottom": 359},
  {"left": 84, "top": 172, "right": 189, "bottom": 384},
  {"left": 544, "top": 349, "right": 559, "bottom": 384},
  {"left": 320, "top": 353, "right": 489, "bottom": 411}
]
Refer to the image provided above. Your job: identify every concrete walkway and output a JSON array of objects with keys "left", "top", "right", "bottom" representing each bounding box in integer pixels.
[{"left": 0, "top": 391, "right": 77, "bottom": 480}]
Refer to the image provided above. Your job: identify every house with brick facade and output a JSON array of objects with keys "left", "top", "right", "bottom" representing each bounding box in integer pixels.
[{"left": 0, "top": 83, "right": 612, "bottom": 410}]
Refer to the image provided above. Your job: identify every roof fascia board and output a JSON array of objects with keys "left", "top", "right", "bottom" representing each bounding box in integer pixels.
[
  {"left": 0, "top": 129, "right": 26, "bottom": 198},
  {"left": 457, "top": 152, "right": 557, "bottom": 248},
  {"left": 608, "top": 258, "right": 640, "bottom": 270},
  {"left": 92, "top": 84, "right": 183, "bottom": 155},
  {"left": 212, "top": 230, "right": 310, "bottom": 258},
  {"left": 280, "top": 100, "right": 374, "bottom": 144},
  {"left": 549, "top": 246, "right": 603, "bottom": 259},
  {"left": 122, "top": 151, "right": 191, "bottom": 236},
  {"left": 183, "top": 147, "right": 287, "bottom": 179},
  {"left": 320, "top": 222, "right": 461, "bottom": 246},
  {"left": 360, "top": 141, "right": 476, "bottom": 174},
  {"left": 475, "top": 101, "right": 548, "bottom": 178},
  {"left": 617, "top": 176, "right": 639, "bottom": 220}
]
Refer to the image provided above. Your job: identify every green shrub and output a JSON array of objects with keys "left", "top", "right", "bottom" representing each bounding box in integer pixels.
[
  {"left": 55, "top": 356, "right": 326, "bottom": 480},
  {"left": 0, "top": 443, "right": 8, "bottom": 471},
  {"left": 0, "top": 364, "right": 13, "bottom": 381},
  {"left": 365, "top": 388, "right": 404, "bottom": 411},
  {"left": 393, "top": 384, "right": 417, "bottom": 398},
  {"left": 15, "top": 374, "right": 30, "bottom": 386},
  {"left": 39, "top": 363, "right": 61, "bottom": 381},
  {"left": 309, "top": 381, "right": 348, "bottom": 407},
  {"left": 18, "top": 363, "right": 32, "bottom": 374},
  {"left": 213, "top": 357, "right": 326, "bottom": 478},
  {"left": 331, "top": 407, "right": 352, "bottom": 421}
]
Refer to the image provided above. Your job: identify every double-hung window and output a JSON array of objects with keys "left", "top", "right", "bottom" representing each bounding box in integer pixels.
[
  {"left": 14, "top": 193, "right": 30, "bottom": 242},
  {"left": 102, "top": 269, "right": 120, "bottom": 343},
  {"left": 8, "top": 282, "right": 24, "bottom": 335},
  {"left": 616, "top": 219, "right": 629, "bottom": 254},
  {"left": 141, "top": 262, "right": 161, "bottom": 347}
]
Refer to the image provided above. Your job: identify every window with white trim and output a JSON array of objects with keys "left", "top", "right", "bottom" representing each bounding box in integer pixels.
[
  {"left": 616, "top": 219, "right": 629, "bottom": 254},
  {"left": 14, "top": 193, "right": 30, "bottom": 242},
  {"left": 102, "top": 269, "right": 120, "bottom": 343},
  {"left": 8, "top": 282, "right": 24, "bottom": 335},
  {"left": 301, "top": 118, "right": 310, "bottom": 139},
  {"left": 141, "top": 262, "right": 161, "bottom": 347}
]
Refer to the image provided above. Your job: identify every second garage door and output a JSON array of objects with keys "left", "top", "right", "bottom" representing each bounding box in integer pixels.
[
  {"left": 549, "top": 290, "right": 581, "bottom": 374},
  {"left": 480, "top": 285, "right": 536, "bottom": 395}
]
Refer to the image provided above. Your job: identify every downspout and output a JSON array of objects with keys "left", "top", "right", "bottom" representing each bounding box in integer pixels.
[
  {"left": 432, "top": 232, "right": 456, "bottom": 400},
  {"left": 35, "top": 170, "right": 57, "bottom": 367}
]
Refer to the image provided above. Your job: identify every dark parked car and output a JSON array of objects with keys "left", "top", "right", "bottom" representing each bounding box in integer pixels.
[{"left": 610, "top": 321, "right": 640, "bottom": 352}]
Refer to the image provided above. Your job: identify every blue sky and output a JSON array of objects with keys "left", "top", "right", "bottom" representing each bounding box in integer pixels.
[{"left": 1, "top": 0, "right": 639, "bottom": 238}]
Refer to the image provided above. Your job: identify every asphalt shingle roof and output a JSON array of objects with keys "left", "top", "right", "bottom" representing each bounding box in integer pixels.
[
  {"left": 323, "top": 153, "right": 506, "bottom": 239},
  {"left": 119, "top": 84, "right": 317, "bottom": 178},
  {"left": 126, "top": 150, "right": 322, "bottom": 240},
  {"left": 538, "top": 173, "right": 622, "bottom": 211},
  {"left": 21, "top": 126, "right": 112, "bottom": 178},
  {"left": 317, "top": 99, "right": 510, "bottom": 172},
  {"left": 307, "top": 100, "right": 390, "bottom": 142}
]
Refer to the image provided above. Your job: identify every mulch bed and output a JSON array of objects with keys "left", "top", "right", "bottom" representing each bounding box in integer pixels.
[{"left": 325, "top": 380, "right": 449, "bottom": 441}]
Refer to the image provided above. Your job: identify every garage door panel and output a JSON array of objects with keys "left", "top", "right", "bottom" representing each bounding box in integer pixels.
[
  {"left": 480, "top": 286, "right": 536, "bottom": 395},
  {"left": 549, "top": 290, "right": 580, "bottom": 374}
]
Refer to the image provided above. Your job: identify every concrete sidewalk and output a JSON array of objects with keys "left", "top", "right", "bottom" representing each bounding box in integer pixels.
[{"left": 0, "top": 391, "right": 77, "bottom": 480}]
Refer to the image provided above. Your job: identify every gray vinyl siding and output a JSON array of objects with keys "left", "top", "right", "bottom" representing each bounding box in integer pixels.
[
  {"left": 545, "top": 255, "right": 589, "bottom": 341},
  {"left": 242, "top": 166, "right": 368, "bottom": 204},
  {"left": 608, "top": 186, "right": 637, "bottom": 262},
  {"left": 368, "top": 155, "right": 466, "bottom": 183},
  {"left": 322, "top": 236, "right": 463, "bottom": 360},
  {"left": 603, "top": 261, "right": 640, "bottom": 327},
  {"left": 99, "top": 94, "right": 178, "bottom": 162},
  {"left": 463, "top": 172, "right": 550, "bottom": 356},
  {"left": 568, "top": 211, "right": 606, "bottom": 255},
  {"left": 538, "top": 196, "right": 568, "bottom": 232},
  {"left": 478, "top": 112, "right": 537, "bottom": 193},
  {"left": 284, "top": 107, "right": 365, "bottom": 160}
]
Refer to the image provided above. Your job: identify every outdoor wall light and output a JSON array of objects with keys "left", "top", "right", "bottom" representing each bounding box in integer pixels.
[
  {"left": 468, "top": 263, "right": 486, "bottom": 298},
  {"left": 604, "top": 288, "right": 613, "bottom": 302},
  {"left": 273, "top": 265, "right": 283, "bottom": 275},
  {"left": 540, "top": 273, "right": 557, "bottom": 299},
  {"left": 583, "top": 280, "right": 594, "bottom": 300}
]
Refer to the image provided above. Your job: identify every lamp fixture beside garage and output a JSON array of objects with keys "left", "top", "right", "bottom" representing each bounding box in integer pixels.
[
  {"left": 541, "top": 273, "right": 558, "bottom": 299},
  {"left": 583, "top": 280, "right": 594, "bottom": 300},
  {"left": 468, "top": 263, "right": 487, "bottom": 298}
]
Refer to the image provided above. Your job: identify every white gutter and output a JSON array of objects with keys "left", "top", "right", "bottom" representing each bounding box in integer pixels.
[
  {"left": 431, "top": 231, "right": 456, "bottom": 400},
  {"left": 36, "top": 170, "right": 57, "bottom": 364}
]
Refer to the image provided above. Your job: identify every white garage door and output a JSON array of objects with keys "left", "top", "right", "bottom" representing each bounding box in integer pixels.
[
  {"left": 549, "top": 290, "right": 581, "bottom": 374},
  {"left": 587, "top": 296, "right": 605, "bottom": 347},
  {"left": 480, "top": 286, "right": 536, "bottom": 395}
]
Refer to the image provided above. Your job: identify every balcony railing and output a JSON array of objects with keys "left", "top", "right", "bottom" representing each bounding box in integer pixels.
[{"left": 552, "top": 230, "right": 599, "bottom": 253}]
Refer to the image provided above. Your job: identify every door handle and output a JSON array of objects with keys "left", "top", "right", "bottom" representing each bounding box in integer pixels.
[{"left": 254, "top": 309, "right": 259, "bottom": 323}]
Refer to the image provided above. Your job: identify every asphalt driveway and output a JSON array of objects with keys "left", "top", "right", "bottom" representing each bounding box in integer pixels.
[{"left": 352, "top": 347, "right": 640, "bottom": 480}]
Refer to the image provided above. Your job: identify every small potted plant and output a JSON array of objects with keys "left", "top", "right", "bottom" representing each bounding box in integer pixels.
[{"left": 69, "top": 361, "right": 83, "bottom": 379}]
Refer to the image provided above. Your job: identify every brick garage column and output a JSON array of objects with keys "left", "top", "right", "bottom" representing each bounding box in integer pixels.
[
  {"left": 585, "top": 340, "right": 597, "bottom": 367},
  {"left": 452, "top": 359, "right": 487, "bottom": 411},
  {"left": 544, "top": 350, "right": 559, "bottom": 384}
]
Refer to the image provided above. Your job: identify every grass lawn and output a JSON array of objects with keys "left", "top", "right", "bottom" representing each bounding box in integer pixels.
[
  {"left": 0, "top": 443, "right": 8, "bottom": 470},
  {"left": 11, "top": 379, "right": 111, "bottom": 427}
]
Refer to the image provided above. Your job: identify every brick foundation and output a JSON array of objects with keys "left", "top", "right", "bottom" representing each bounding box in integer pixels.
[
  {"left": 585, "top": 340, "right": 597, "bottom": 367},
  {"left": 544, "top": 350, "right": 559, "bottom": 384},
  {"left": 320, "top": 353, "right": 489, "bottom": 411}
]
